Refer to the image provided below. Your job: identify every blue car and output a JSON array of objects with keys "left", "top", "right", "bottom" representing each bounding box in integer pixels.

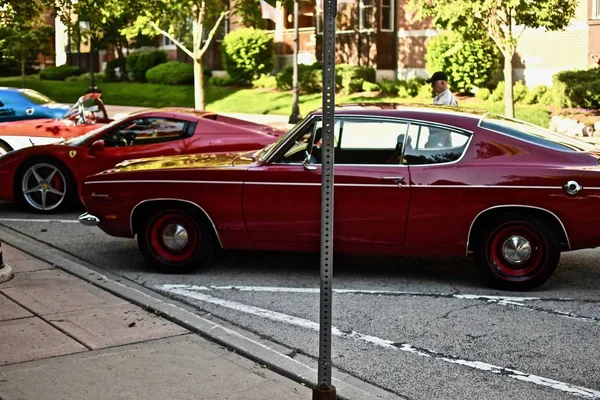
[{"left": 0, "top": 87, "right": 71, "bottom": 123}]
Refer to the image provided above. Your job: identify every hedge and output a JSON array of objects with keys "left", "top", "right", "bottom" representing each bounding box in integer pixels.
[
  {"left": 40, "top": 65, "right": 82, "bottom": 81},
  {"left": 146, "top": 61, "right": 194, "bottom": 85},
  {"left": 552, "top": 68, "right": 600, "bottom": 109},
  {"left": 126, "top": 50, "right": 167, "bottom": 82}
]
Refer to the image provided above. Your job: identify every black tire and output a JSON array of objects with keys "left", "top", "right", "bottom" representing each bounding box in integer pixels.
[
  {"left": 14, "top": 158, "right": 76, "bottom": 213},
  {"left": 474, "top": 213, "right": 560, "bottom": 291},
  {"left": 0, "top": 141, "right": 12, "bottom": 155},
  {"left": 137, "top": 207, "right": 214, "bottom": 274}
]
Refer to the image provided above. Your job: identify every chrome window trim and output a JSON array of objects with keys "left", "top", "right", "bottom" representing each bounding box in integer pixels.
[
  {"left": 264, "top": 114, "right": 474, "bottom": 168},
  {"left": 129, "top": 198, "right": 224, "bottom": 248},
  {"left": 465, "top": 204, "right": 571, "bottom": 256}
]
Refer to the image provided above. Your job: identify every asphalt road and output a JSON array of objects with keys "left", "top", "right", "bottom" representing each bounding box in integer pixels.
[{"left": 1, "top": 203, "right": 600, "bottom": 400}]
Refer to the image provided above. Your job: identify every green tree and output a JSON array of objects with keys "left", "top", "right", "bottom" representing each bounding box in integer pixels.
[
  {"left": 122, "top": 0, "right": 229, "bottom": 110},
  {"left": 0, "top": 12, "right": 54, "bottom": 86},
  {"left": 408, "top": 0, "right": 578, "bottom": 118}
]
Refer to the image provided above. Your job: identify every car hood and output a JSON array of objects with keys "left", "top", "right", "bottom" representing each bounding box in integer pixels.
[
  {"left": 0, "top": 118, "right": 72, "bottom": 136},
  {"left": 108, "top": 152, "right": 254, "bottom": 174}
]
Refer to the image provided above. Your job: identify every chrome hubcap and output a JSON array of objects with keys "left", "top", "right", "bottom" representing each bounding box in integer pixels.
[
  {"left": 22, "top": 163, "right": 67, "bottom": 211},
  {"left": 162, "top": 224, "right": 189, "bottom": 251},
  {"left": 502, "top": 235, "right": 532, "bottom": 264}
]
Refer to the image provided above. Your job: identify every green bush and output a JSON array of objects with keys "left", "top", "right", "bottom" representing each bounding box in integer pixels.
[
  {"left": 475, "top": 88, "right": 491, "bottom": 101},
  {"left": 146, "top": 61, "right": 195, "bottom": 85},
  {"left": 425, "top": 32, "right": 500, "bottom": 93},
  {"left": 362, "top": 81, "right": 379, "bottom": 92},
  {"left": 208, "top": 75, "right": 237, "bottom": 86},
  {"left": 379, "top": 78, "right": 399, "bottom": 96},
  {"left": 552, "top": 68, "right": 600, "bottom": 109},
  {"left": 65, "top": 72, "right": 105, "bottom": 82},
  {"left": 513, "top": 81, "right": 529, "bottom": 103},
  {"left": 540, "top": 91, "right": 554, "bottom": 106},
  {"left": 221, "top": 27, "right": 274, "bottom": 84},
  {"left": 126, "top": 50, "right": 167, "bottom": 82},
  {"left": 490, "top": 81, "right": 505, "bottom": 102},
  {"left": 39, "top": 65, "right": 82, "bottom": 81},
  {"left": 523, "top": 85, "right": 548, "bottom": 105},
  {"left": 417, "top": 83, "right": 434, "bottom": 99},
  {"left": 336, "top": 64, "right": 376, "bottom": 94},
  {"left": 252, "top": 73, "right": 278, "bottom": 89},
  {"left": 276, "top": 63, "right": 322, "bottom": 93}
]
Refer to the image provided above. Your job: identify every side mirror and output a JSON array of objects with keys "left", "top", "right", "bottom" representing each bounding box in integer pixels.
[
  {"left": 89, "top": 139, "right": 105, "bottom": 156},
  {"left": 303, "top": 150, "right": 317, "bottom": 170}
]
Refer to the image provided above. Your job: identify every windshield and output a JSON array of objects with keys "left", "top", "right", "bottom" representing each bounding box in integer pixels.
[
  {"left": 64, "top": 118, "right": 122, "bottom": 147},
  {"left": 19, "top": 89, "right": 54, "bottom": 105},
  {"left": 256, "top": 118, "right": 310, "bottom": 162},
  {"left": 480, "top": 114, "right": 597, "bottom": 152}
]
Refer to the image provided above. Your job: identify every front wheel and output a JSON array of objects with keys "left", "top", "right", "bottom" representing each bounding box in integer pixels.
[
  {"left": 474, "top": 214, "right": 560, "bottom": 291},
  {"left": 137, "top": 208, "right": 214, "bottom": 274},
  {"left": 15, "top": 159, "right": 75, "bottom": 213}
]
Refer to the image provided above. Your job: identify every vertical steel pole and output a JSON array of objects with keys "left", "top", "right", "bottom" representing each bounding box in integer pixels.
[
  {"left": 313, "top": 0, "right": 336, "bottom": 397},
  {"left": 288, "top": 0, "right": 301, "bottom": 124}
]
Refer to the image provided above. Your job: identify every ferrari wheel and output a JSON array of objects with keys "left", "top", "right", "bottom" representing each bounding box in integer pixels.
[
  {"left": 0, "top": 141, "right": 12, "bottom": 156},
  {"left": 474, "top": 214, "right": 560, "bottom": 291},
  {"left": 138, "top": 208, "right": 214, "bottom": 274},
  {"left": 15, "top": 159, "right": 75, "bottom": 213}
]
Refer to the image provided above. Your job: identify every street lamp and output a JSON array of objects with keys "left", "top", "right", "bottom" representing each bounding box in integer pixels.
[{"left": 288, "top": 0, "right": 301, "bottom": 124}]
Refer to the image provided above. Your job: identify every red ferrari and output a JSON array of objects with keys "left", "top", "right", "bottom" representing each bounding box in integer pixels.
[
  {"left": 78, "top": 103, "right": 600, "bottom": 291},
  {"left": 0, "top": 108, "right": 284, "bottom": 213},
  {"left": 0, "top": 93, "right": 112, "bottom": 155}
]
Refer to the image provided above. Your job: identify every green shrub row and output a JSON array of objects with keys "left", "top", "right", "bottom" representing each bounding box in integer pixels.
[
  {"left": 552, "top": 68, "right": 600, "bottom": 109},
  {"left": 126, "top": 50, "right": 168, "bottom": 83},
  {"left": 475, "top": 81, "right": 554, "bottom": 106},
  {"left": 40, "top": 64, "right": 82, "bottom": 81}
]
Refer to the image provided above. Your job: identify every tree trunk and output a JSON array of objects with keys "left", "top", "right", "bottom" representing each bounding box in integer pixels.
[
  {"left": 20, "top": 57, "right": 25, "bottom": 88},
  {"left": 503, "top": 53, "right": 515, "bottom": 119},
  {"left": 116, "top": 44, "right": 128, "bottom": 80},
  {"left": 194, "top": 59, "right": 205, "bottom": 110}
]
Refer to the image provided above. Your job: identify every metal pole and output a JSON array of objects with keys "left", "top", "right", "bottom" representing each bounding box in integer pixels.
[
  {"left": 88, "top": 36, "right": 97, "bottom": 93},
  {"left": 288, "top": 0, "right": 301, "bottom": 124},
  {"left": 313, "top": 0, "right": 336, "bottom": 397}
]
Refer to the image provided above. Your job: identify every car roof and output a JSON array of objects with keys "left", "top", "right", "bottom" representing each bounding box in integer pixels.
[{"left": 310, "top": 102, "right": 488, "bottom": 118}]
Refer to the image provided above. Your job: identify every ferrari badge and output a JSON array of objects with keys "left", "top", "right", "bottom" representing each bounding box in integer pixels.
[{"left": 69, "top": 150, "right": 77, "bottom": 158}]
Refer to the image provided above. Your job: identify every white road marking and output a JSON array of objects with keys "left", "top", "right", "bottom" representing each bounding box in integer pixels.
[
  {"left": 0, "top": 218, "right": 79, "bottom": 223},
  {"left": 158, "top": 284, "right": 600, "bottom": 399},
  {"left": 163, "top": 285, "right": 599, "bottom": 324}
]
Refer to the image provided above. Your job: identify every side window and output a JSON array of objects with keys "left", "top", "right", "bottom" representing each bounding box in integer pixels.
[
  {"left": 101, "top": 117, "right": 189, "bottom": 148},
  {"left": 403, "top": 123, "right": 470, "bottom": 165},
  {"left": 334, "top": 119, "right": 408, "bottom": 165},
  {"left": 273, "top": 119, "right": 341, "bottom": 164}
]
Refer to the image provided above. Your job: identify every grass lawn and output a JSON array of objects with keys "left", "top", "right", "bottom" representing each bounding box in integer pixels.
[{"left": 0, "top": 76, "right": 552, "bottom": 127}]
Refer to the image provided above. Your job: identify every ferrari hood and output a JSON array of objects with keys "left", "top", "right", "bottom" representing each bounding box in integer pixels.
[{"left": 110, "top": 152, "right": 243, "bottom": 173}]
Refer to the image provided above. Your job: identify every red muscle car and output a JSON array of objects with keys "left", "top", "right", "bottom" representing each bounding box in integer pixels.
[
  {"left": 78, "top": 103, "right": 600, "bottom": 291},
  {"left": 0, "top": 93, "right": 112, "bottom": 155},
  {"left": 0, "top": 108, "right": 284, "bottom": 213}
]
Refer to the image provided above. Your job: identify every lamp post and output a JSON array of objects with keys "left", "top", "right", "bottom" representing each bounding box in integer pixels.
[{"left": 288, "top": 0, "right": 301, "bottom": 124}]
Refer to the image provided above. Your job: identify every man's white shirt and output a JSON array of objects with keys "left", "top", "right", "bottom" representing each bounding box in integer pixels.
[{"left": 433, "top": 88, "right": 458, "bottom": 106}]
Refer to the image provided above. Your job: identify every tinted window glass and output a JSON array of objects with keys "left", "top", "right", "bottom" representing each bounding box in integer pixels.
[
  {"left": 102, "top": 118, "right": 188, "bottom": 147},
  {"left": 481, "top": 114, "right": 595, "bottom": 152},
  {"left": 403, "top": 123, "right": 470, "bottom": 165}
]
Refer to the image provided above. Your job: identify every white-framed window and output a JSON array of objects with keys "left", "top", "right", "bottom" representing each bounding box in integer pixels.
[
  {"left": 594, "top": 0, "right": 600, "bottom": 19},
  {"left": 380, "top": 0, "right": 394, "bottom": 31},
  {"left": 359, "top": 0, "right": 375, "bottom": 31},
  {"left": 163, "top": 36, "right": 174, "bottom": 46}
]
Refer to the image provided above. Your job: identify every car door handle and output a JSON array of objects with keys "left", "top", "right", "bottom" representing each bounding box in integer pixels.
[{"left": 381, "top": 176, "right": 405, "bottom": 185}]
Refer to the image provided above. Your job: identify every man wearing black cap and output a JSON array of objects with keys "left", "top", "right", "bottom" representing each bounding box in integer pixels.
[{"left": 426, "top": 71, "right": 458, "bottom": 106}]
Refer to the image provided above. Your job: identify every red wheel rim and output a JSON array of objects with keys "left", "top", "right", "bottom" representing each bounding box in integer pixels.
[
  {"left": 148, "top": 212, "right": 200, "bottom": 265},
  {"left": 487, "top": 222, "right": 547, "bottom": 281}
]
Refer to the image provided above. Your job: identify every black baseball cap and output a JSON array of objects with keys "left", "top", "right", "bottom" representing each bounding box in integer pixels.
[{"left": 426, "top": 71, "right": 448, "bottom": 83}]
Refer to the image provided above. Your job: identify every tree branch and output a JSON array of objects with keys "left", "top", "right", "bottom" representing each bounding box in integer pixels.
[
  {"left": 198, "top": 10, "right": 229, "bottom": 58},
  {"left": 149, "top": 20, "right": 194, "bottom": 59}
]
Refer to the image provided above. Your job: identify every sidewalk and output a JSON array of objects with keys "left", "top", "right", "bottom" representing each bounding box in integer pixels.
[{"left": 0, "top": 244, "right": 310, "bottom": 400}]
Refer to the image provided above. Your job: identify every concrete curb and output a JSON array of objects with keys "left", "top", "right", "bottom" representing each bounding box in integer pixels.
[{"left": 0, "top": 226, "right": 406, "bottom": 400}]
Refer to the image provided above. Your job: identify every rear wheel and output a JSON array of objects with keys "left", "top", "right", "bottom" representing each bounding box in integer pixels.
[
  {"left": 474, "top": 214, "right": 560, "bottom": 291},
  {"left": 14, "top": 159, "right": 75, "bottom": 213},
  {"left": 0, "top": 141, "right": 12, "bottom": 156},
  {"left": 137, "top": 207, "right": 214, "bottom": 274}
]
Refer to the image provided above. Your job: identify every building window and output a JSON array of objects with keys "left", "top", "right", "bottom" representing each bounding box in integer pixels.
[
  {"left": 594, "top": 0, "right": 600, "bottom": 18},
  {"left": 163, "top": 36, "right": 174, "bottom": 46},
  {"left": 359, "top": 0, "right": 375, "bottom": 31},
  {"left": 380, "top": 0, "right": 393, "bottom": 31}
]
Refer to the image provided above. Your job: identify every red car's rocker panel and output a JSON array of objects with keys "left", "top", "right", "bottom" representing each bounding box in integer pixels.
[
  {"left": 0, "top": 109, "right": 283, "bottom": 213},
  {"left": 79, "top": 103, "right": 600, "bottom": 291}
]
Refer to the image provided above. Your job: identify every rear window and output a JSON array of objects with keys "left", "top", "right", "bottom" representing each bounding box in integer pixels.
[{"left": 480, "top": 114, "right": 596, "bottom": 152}]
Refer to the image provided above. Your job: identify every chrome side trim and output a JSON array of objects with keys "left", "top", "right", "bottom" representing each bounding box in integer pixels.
[
  {"left": 465, "top": 204, "right": 571, "bottom": 256},
  {"left": 413, "top": 185, "right": 561, "bottom": 189},
  {"left": 129, "top": 198, "right": 224, "bottom": 248},
  {"left": 86, "top": 180, "right": 243, "bottom": 185}
]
